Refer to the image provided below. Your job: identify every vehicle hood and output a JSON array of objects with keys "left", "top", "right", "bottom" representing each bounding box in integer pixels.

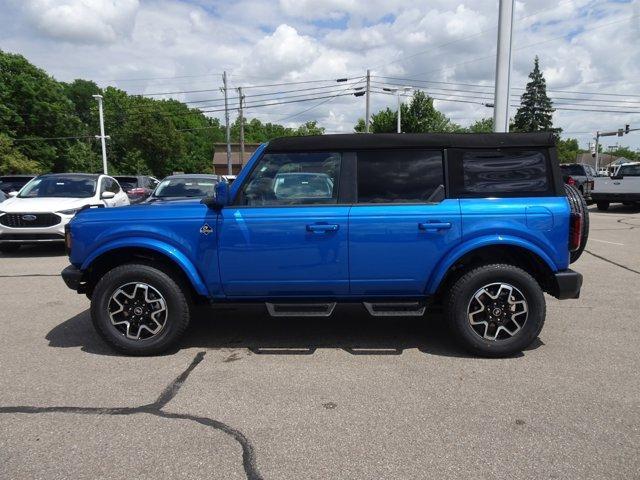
[{"left": 0, "top": 196, "right": 96, "bottom": 213}]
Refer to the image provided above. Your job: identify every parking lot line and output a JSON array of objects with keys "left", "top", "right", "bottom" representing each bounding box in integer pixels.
[{"left": 589, "top": 238, "right": 625, "bottom": 246}]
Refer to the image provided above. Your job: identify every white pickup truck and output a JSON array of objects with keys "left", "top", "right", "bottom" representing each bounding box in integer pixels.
[{"left": 592, "top": 162, "right": 640, "bottom": 210}]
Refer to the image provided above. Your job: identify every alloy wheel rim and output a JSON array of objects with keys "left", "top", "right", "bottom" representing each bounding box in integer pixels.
[
  {"left": 108, "top": 282, "right": 168, "bottom": 340},
  {"left": 467, "top": 282, "right": 528, "bottom": 341}
]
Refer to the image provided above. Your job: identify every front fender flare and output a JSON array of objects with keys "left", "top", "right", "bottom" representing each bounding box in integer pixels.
[
  {"left": 81, "top": 237, "right": 208, "bottom": 296},
  {"left": 426, "top": 235, "right": 558, "bottom": 295}
]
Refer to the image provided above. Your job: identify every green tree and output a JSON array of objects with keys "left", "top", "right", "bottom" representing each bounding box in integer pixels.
[
  {"left": 354, "top": 91, "right": 458, "bottom": 133},
  {"left": 513, "top": 56, "right": 555, "bottom": 133},
  {"left": 0, "top": 133, "right": 43, "bottom": 174},
  {"left": 466, "top": 118, "right": 494, "bottom": 133},
  {"left": 557, "top": 138, "right": 583, "bottom": 163},
  {"left": 294, "top": 121, "right": 325, "bottom": 136},
  {"left": 607, "top": 146, "right": 638, "bottom": 162},
  {"left": 62, "top": 79, "right": 101, "bottom": 125}
]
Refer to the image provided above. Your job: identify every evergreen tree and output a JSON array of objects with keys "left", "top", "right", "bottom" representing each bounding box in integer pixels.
[{"left": 513, "top": 56, "right": 555, "bottom": 132}]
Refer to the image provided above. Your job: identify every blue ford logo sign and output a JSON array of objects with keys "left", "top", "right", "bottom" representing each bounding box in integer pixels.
[{"left": 21, "top": 215, "right": 37, "bottom": 221}]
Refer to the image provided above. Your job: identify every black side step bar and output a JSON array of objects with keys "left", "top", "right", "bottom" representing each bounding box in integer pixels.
[
  {"left": 363, "top": 301, "right": 426, "bottom": 317},
  {"left": 266, "top": 302, "right": 337, "bottom": 317}
]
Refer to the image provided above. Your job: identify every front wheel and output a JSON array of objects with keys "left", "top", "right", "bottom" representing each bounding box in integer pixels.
[
  {"left": 445, "top": 264, "right": 546, "bottom": 357},
  {"left": 90, "top": 263, "right": 191, "bottom": 355}
]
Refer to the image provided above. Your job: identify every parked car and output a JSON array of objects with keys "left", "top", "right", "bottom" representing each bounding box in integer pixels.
[
  {"left": 559, "top": 163, "right": 594, "bottom": 200},
  {"left": 62, "top": 133, "right": 586, "bottom": 357},
  {"left": 114, "top": 175, "right": 159, "bottom": 204},
  {"left": 145, "top": 174, "right": 219, "bottom": 203},
  {"left": 0, "top": 173, "right": 129, "bottom": 253},
  {"left": 0, "top": 175, "right": 36, "bottom": 195},
  {"left": 592, "top": 162, "right": 640, "bottom": 210}
]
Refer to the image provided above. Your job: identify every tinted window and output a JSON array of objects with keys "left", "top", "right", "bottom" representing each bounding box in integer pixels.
[
  {"left": 238, "top": 152, "right": 341, "bottom": 206},
  {"left": 618, "top": 164, "right": 640, "bottom": 176},
  {"left": 19, "top": 176, "right": 97, "bottom": 198},
  {"left": 356, "top": 150, "right": 443, "bottom": 203},
  {"left": 560, "top": 164, "right": 586, "bottom": 176},
  {"left": 107, "top": 178, "right": 121, "bottom": 193},
  {"left": 453, "top": 149, "right": 551, "bottom": 196}
]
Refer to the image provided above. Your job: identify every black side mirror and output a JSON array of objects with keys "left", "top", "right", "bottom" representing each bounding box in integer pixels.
[{"left": 201, "top": 181, "right": 229, "bottom": 212}]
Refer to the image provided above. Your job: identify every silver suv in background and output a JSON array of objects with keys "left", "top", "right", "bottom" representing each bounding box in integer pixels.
[{"left": 559, "top": 163, "right": 595, "bottom": 201}]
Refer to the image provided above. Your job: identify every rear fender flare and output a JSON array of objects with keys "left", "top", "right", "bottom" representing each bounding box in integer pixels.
[
  {"left": 81, "top": 237, "right": 208, "bottom": 296},
  {"left": 426, "top": 235, "right": 557, "bottom": 295}
]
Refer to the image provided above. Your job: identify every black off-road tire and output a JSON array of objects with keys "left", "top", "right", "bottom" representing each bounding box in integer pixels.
[
  {"left": 565, "top": 183, "right": 589, "bottom": 263},
  {"left": 90, "top": 263, "right": 191, "bottom": 355},
  {"left": 596, "top": 201, "right": 609, "bottom": 211},
  {"left": 0, "top": 244, "right": 20, "bottom": 253},
  {"left": 445, "top": 264, "right": 546, "bottom": 357}
]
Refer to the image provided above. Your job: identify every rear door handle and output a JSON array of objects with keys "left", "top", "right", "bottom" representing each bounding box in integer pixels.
[
  {"left": 306, "top": 223, "right": 339, "bottom": 233},
  {"left": 418, "top": 221, "right": 452, "bottom": 231}
]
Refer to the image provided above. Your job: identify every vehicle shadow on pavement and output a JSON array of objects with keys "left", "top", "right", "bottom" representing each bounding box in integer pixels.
[
  {"left": 588, "top": 204, "right": 640, "bottom": 214},
  {"left": 46, "top": 306, "right": 542, "bottom": 359},
  {"left": 0, "top": 244, "right": 66, "bottom": 258}
]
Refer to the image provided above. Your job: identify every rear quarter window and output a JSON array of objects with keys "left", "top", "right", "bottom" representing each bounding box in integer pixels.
[{"left": 449, "top": 148, "right": 554, "bottom": 197}]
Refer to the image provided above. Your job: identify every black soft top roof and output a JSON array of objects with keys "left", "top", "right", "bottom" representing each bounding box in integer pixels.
[{"left": 265, "top": 132, "right": 555, "bottom": 152}]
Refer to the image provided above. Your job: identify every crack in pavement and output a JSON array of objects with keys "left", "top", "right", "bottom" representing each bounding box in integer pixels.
[
  {"left": 585, "top": 250, "right": 640, "bottom": 276},
  {"left": 0, "top": 351, "right": 263, "bottom": 480}
]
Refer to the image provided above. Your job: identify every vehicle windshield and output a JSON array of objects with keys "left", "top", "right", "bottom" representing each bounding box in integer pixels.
[
  {"left": 617, "top": 165, "right": 640, "bottom": 176},
  {"left": 153, "top": 178, "right": 217, "bottom": 198},
  {"left": 115, "top": 177, "right": 139, "bottom": 190},
  {"left": 18, "top": 176, "right": 97, "bottom": 198},
  {"left": 559, "top": 165, "right": 585, "bottom": 176}
]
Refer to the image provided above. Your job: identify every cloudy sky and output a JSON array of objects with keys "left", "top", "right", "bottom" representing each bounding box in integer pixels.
[{"left": 2, "top": 0, "right": 639, "bottom": 149}]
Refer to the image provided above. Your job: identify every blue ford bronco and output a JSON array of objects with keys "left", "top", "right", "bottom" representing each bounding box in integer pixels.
[{"left": 62, "top": 133, "right": 586, "bottom": 357}]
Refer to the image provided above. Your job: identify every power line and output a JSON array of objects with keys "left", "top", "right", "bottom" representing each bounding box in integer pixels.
[{"left": 10, "top": 135, "right": 95, "bottom": 142}]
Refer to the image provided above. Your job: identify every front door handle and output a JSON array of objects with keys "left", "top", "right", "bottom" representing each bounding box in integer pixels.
[
  {"left": 306, "top": 223, "right": 339, "bottom": 233},
  {"left": 418, "top": 221, "right": 452, "bottom": 231}
]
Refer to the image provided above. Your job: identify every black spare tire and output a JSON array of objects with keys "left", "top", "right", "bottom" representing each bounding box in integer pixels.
[{"left": 564, "top": 183, "right": 589, "bottom": 263}]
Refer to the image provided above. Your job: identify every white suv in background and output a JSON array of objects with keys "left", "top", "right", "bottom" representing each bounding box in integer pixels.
[{"left": 0, "top": 173, "right": 129, "bottom": 253}]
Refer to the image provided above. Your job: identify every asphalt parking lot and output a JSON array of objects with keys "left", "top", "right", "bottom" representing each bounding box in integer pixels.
[{"left": 1, "top": 205, "right": 639, "bottom": 480}]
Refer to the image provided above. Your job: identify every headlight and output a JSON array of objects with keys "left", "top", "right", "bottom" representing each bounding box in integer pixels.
[{"left": 58, "top": 208, "right": 82, "bottom": 215}]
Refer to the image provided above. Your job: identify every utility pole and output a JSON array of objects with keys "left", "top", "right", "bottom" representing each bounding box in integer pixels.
[
  {"left": 92, "top": 94, "right": 109, "bottom": 174},
  {"left": 365, "top": 69, "right": 371, "bottom": 133},
  {"left": 222, "top": 71, "right": 232, "bottom": 175},
  {"left": 492, "top": 0, "right": 514, "bottom": 133},
  {"left": 237, "top": 86, "right": 245, "bottom": 167}
]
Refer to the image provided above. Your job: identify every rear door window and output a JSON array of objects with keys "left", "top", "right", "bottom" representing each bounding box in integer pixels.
[
  {"left": 356, "top": 150, "right": 444, "bottom": 203},
  {"left": 450, "top": 148, "right": 553, "bottom": 197}
]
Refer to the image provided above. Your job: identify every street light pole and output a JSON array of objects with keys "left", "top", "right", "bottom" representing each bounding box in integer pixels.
[
  {"left": 222, "top": 71, "right": 232, "bottom": 175},
  {"left": 365, "top": 69, "right": 371, "bottom": 133},
  {"left": 493, "top": 0, "right": 514, "bottom": 132},
  {"left": 92, "top": 94, "right": 109, "bottom": 174}
]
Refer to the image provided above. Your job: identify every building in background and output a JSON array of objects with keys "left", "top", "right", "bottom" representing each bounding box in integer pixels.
[{"left": 213, "top": 143, "right": 261, "bottom": 175}]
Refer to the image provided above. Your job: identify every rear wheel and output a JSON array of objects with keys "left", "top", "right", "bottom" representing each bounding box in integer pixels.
[
  {"left": 597, "top": 201, "right": 609, "bottom": 211},
  {"left": 90, "top": 263, "right": 191, "bottom": 355},
  {"left": 445, "top": 264, "right": 545, "bottom": 357},
  {"left": 0, "top": 244, "right": 20, "bottom": 253}
]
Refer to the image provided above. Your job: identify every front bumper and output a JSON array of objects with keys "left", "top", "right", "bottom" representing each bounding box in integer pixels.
[
  {"left": 550, "top": 269, "right": 583, "bottom": 300},
  {"left": 61, "top": 264, "right": 85, "bottom": 292},
  {"left": 0, "top": 213, "right": 71, "bottom": 243}
]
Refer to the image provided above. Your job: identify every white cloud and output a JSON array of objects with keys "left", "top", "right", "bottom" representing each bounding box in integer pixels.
[
  {"left": 1, "top": 0, "right": 638, "bottom": 148},
  {"left": 21, "top": 0, "right": 140, "bottom": 44}
]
